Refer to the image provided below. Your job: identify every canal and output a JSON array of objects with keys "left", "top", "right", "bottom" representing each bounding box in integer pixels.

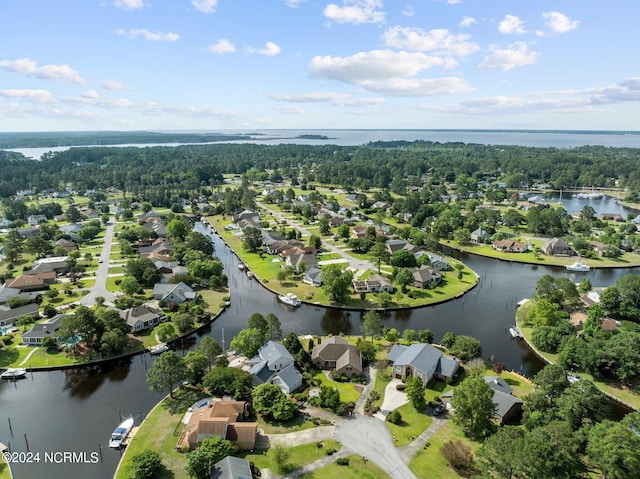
[{"left": 0, "top": 221, "right": 636, "bottom": 479}]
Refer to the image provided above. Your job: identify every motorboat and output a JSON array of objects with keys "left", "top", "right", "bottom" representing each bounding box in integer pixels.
[
  {"left": 149, "top": 343, "right": 169, "bottom": 355},
  {"left": 109, "top": 416, "right": 134, "bottom": 448},
  {"left": 0, "top": 368, "right": 26, "bottom": 379},
  {"left": 565, "top": 261, "right": 590, "bottom": 272},
  {"left": 509, "top": 327, "right": 522, "bottom": 339},
  {"left": 278, "top": 293, "right": 301, "bottom": 307},
  {"left": 247, "top": 271, "right": 254, "bottom": 279},
  {"left": 238, "top": 263, "right": 245, "bottom": 271}
]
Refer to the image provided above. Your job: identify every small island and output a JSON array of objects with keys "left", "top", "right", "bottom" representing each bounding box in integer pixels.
[{"left": 295, "top": 134, "right": 332, "bottom": 140}]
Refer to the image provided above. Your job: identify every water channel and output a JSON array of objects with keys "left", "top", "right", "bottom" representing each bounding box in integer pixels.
[{"left": 1, "top": 221, "right": 637, "bottom": 479}]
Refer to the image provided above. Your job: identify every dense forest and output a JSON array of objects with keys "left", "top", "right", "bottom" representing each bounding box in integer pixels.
[{"left": 2, "top": 141, "right": 640, "bottom": 200}]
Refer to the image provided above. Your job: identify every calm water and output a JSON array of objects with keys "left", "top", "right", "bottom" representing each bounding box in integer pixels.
[
  {"left": 7, "top": 129, "right": 640, "bottom": 159},
  {"left": 1, "top": 221, "right": 635, "bottom": 478}
]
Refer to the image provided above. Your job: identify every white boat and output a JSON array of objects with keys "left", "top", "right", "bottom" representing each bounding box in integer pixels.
[
  {"left": 0, "top": 368, "right": 26, "bottom": 379},
  {"left": 278, "top": 293, "right": 301, "bottom": 307},
  {"left": 565, "top": 261, "right": 590, "bottom": 272},
  {"left": 149, "top": 343, "right": 169, "bottom": 355},
  {"left": 238, "top": 263, "right": 245, "bottom": 271},
  {"left": 109, "top": 416, "right": 134, "bottom": 448},
  {"left": 247, "top": 271, "right": 254, "bottom": 279},
  {"left": 509, "top": 327, "right": 522, "bottom": 339}
]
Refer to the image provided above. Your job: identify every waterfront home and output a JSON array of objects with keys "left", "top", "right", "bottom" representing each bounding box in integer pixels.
[
  {"left": 302, "top": 267, "right": 323, "bottom": 287},
  {"left": 175, "top": 400, "right": 257, "bottom": 451},
  {"left": 423, "top": 252, "right": 451, "bottom": 271},
  {"left": 21, "top": 314, "right": 66, "bottom": 345},
  {"left": 470, "top": 226, "right": 492, "bottom": 243},
  {"left": 410, "top": 265, "right": 442, "bottom": 289},
  {"left": 249, "top": 341, "right": 302, "bottom": 394},
  {"left": 442, "top": 376, "right": 523, "bottom": 425},
  {"left": 119, "top": 304, "right": 163, "bottom": 333},
  {"left": 492, "top": 239, "right": 527, "bottom": 253},
  {"left": 352, "top": 273, "right": 394, "bottom": 294},
  {"left": 601, "top": 213, "right": 624, "bottom": 222},
  {"left": 284, "top": 251, "right": 318, "bottom": 273},
  {"left": 232, "top": 209, "right": 259, "bottom": 224},
  {"left": 388, "top": 343, "right": 460, "bottom": 385},
  {"left": 311, "top": 336, "right": 363, "bottom": 378},
  {"left": 542, "top": 238, "right": 575, "bottom": 257},
  {"left": 0, "top": 302, "right": 39, "bottom": 328},
  {"left": 153, "top": 282, "right": 198, "bottom": 304}
]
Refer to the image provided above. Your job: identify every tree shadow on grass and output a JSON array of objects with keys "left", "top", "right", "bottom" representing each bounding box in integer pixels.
[{"left": 0, "top": 348, "right": 20, "bottom": 367}]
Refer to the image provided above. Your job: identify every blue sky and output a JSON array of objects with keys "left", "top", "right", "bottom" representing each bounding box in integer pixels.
[{"left": 1, "top": 0, "right": 639, "bottom": 131}]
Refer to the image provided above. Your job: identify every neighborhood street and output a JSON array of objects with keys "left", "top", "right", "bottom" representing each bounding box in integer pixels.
[{"left": 80, "top": 219, "right": 117, "bottom": 306}]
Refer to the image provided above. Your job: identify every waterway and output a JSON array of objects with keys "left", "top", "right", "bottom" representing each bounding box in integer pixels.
[{"left": 0, "top": 221, "right": 637, "bottom": 478}]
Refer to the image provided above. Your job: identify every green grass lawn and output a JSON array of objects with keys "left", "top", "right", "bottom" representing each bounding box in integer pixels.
[
  {"left": 385, "top": 402, "right": 433, "bottom": 446},
  {"left": 0, "top": 461, "right": 10, "bottom": 479},
  {"left": 242, "top": 440, "right": 341, "bottom": 473},
  {"left": 409, "top": 420, "right": 481, "bottom": 479},
  {"left": 256, "top": 413, "right": 314, "bottom": 434},
  {"left": 298, "top": 454, "right": 390, "bottom": 479},
  {"left": 313, "top": 371, "right": 362, "bottom": 403},
  {"left": 371, "top": 366, "right": 392, "bottom": 410}
]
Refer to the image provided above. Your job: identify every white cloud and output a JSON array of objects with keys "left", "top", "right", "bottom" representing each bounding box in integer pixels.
[
  {"left": 446, "top": 0, "right": 462, "bottom": 4},
  {"left": 402, "top": 6, "right": 414, "bottom": 17},
  {"left": 478, "top": 42, "right": 538, "bottom": 71},
  {"left": 0, "top": 88, "right": 55, "bottom": 104},
  {"left": 191, "top": 0, "right": 218, "bottom": 13},
  {"left": 269, "top": 91, "right": 384, "bottom": 106},
  {"left": 499, "top": 14, "right": 526, "bottom": 35},
  {"left": 249, "top": 42, "right": 281, "bottom": 56},
  {"left": 101, "top": 79, "right": 130, "bottom": 91},
  {"left": 113, "top": 0, "right": 144, "bottom": 10},
  {"left": 459, "top": 16, "right": 476, "bottom": 28},
  {"left": 323, "top": 0, "right": 385, "bottom": 25},
  {"left": 285, "top": 0, "right": 306, "bottom": 7},
  {"left": 207, "top": 39, "right": 236, "bottom": 54},
  {"left": 82, "top": 90, "right": 100, "bottom": 100},
  {"left": 275, "top": 105, "right": 305, "bottom": 114},
  {"left": 383, "top": 26, "right": 480, "bottom": 57},
  {"left": 541, "top": 11, "right": 579, "bottom": 34},
  {"left": 308, "top": 49, "right": 471, "bottom": 96},
  {"left": 116, "top": 28, "right": 180, "bottom": 42},
  {"left": 0, "top": 58, "right": 85, "bottom": 84}
]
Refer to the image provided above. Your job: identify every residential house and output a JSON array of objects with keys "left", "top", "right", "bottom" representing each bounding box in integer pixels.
[
  {"left": 470, "top": 226, "right": 492, "bottom": 243},
  {"left": 137, "top": 210, "right": 162, "bottom": 221},
  {"left": 423, "top": 252, "right": 450, "bottom": 271},
  {"left": 52, "top": 238, "right": 78, "bottom": 253},
  {"left": 232, "top": 209, "right": 259, "bottom": 224},
  {"left": 60, "top": 223, "right": 83, "bottom": 237},
  {"left": 388, "top": 343, "right": 460, "bottom": 385},
  {"left": 385, "top": 239, "right": 409, "bottom": 254},
  {"left": 0, "top": 286, "right": 39, "bottom": 305},
  {"left": 120, "top": 304, "right": 164, "bottom": 333},
  {"left": 31, "top": 256, "right": 69, "bottom": 274},
  {"left": 311, "top": 336, "right": 363, "bottom": 378},
  {"left": 175, "top": 400, "right": 257, "bottom": 451},
  {"left": 139, "top": 238, "right": 173, "bottom": 257},
  {"left": 27, "top": 214, "right": 48, "bottom": 226},
  {"left": 236, "top": 218, "right": 262, "bottom": 232},
  {"left": 590, "top": 241, "right": 608, "bottom": 257},
  {"left": 410, "top": 265, "right": 442, "bottom": 289},
  {"left": 6, "top": 271, "right": 57, "bottom": 292},
  {"left": 0, "top": 218, "right": 11, "bottom": 228},
  {"left": 21, "top": 314, "right": 66, "bottom": 346},
  {"left": 211, "top": 456, "right": 253, "bottom": 479},
  {"left": 249, "top": 341, "right": 302, "bottom": 394},
  {"left": 372, "top": 200, "right": 391, "bottom": 210},
  {"left": 284, "top": 252, "right": 318, "bottom": 273},
  {"left": 17, "top": 227, "right": 40, "bottom": 238},
  {"left": 302, "top": 267, "right": 323, "bottom": 287},
  {"left": 601, "top": 213, "right": 624, "bottom": 222},
  {"left": 442, "top": 376, "right": 523, "bottom": 425},
  {"left": 83, "top": 209, "right": 100, "bottom": 219},
  {"left": 351, "top": 225, "right": 369, "bottom": 239},
  {"left": 352, "top": 273, "right": 394, "bottom": 294},
  {"left": 492, "top": 239, "right": 527, "bottom": 253},
  {"left": 0, "top": 302, "right": 39, "bottom": 328},
  {"left": 265, "top": 239, "right": 303, "bottom": 255},
  {"left": 153, "top": 282, "right": 198, "bottom": 304},
  {"left": 16, "top": 189, "right": 34, "bottom": 197},
  {"left": 542, "top": 238, "right": 575, "bottom": 257}
]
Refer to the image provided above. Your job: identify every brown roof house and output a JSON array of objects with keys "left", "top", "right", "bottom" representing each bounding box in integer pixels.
[
  {"left": 311, "top": 336, "right": 362, "bottom": 378},
  {"left": 175, "top": 400, "right": 257, "bottom": 451},
  {"left": 352, "top": 273, "right": 394, "bottom": 293},
  {"left": 542, "top": 238, "right": 575, "bottom": 257},
  {"left": 410, "top": 265, "right": 442, "bottom": 289},
  {"left": 492, "top": 239, "right": 527, "bottom": 253},
  {"left": 6, "top": 271, "right": 57, "bottom": 292}
]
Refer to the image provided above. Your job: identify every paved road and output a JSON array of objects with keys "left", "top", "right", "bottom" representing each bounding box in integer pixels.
[
  {"left": 255, "top": 200, "right": 377, "bottom": 276},
  {"left": 80, "top": 219, "right": 117, "bottom": 306}
]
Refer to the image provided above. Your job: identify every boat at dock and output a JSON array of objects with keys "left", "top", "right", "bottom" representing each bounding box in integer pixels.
[
  {"left": 565, "top": 261, "right": 590, "bottom": 272},
  {"left": 149, "top": 343, "right": 169, "bottom": 355},
  {"left": 109, "top": 416, "right": 134, "bottom": 448},
  {"left": 0, "top": 368, "right": 27, "bottom": 380},
  {"left": 509, "top": 327, "right": 523, "bottom": 339},
  {"left": 278, "top": 293, "right": 301, "bottom": 307}
]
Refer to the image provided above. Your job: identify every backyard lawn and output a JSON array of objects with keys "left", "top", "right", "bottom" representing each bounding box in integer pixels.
[
  {"left": 298, "top": 454, "right": 389, "bottom": 479},
  {"left": 313, "top": 371, "right": 362, "bottom": 403}
]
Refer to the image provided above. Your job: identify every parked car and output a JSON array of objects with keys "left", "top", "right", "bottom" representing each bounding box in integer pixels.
[{"left": 433, "top": 404, "right": 445, "bottom": 415}]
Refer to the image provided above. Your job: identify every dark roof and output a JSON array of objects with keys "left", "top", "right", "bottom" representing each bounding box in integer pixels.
[
  {"left": 210, "top": 456, "right": 253, "bottom": 479},
  {"left": 0, "top": 302, "right": 39, "bottom": 323},
  {"left": 21, "top": 314, "right": 66, "bottom": 340}
]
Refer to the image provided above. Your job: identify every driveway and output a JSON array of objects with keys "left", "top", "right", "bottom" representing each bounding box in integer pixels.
[
  {"left": 80, "top": 219, "right": 117, "bottom": 306},
  {"left": 374, "top": 378, "right": 409, "bottom": 420}
]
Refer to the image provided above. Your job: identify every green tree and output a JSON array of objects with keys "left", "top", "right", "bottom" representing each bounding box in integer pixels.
[
  {"left": 184, "top": 352, "right": 209, "bottom": 385},
  {"left": 587, "top": 419, "right": 640, "bottom": 479},
  {"left": 477, "top": 426, "right": 526, "bottom": 478},
  {"left": 196, "top": 336, "right": 222, "bottom": 369},
  {"left": 449, "top": 335, "right": 482, "bottom": 360},
  {"left": 395, "top": 268, "right": 414, "bottom": 293},
  {"left": 308, "top": 234, "right": 322, "bottom": 249},
  {"left": 252, "top": 383, "right": 297, "bottom": 421},
  {"left": 242, "top": 226, "right": 262, "bottom": 252},
  {"left": 229, "top": 328, "right": 267, "bottom": 358},
  {"left": 556, "top": 379, "right": 609, "bottom": 431},
  {"left": 155, "top": 323, "right": 176, "bottom": 342},
  {"left": 405, "top": 375, "right": 426, "bottom": 411},
  {"left": 418, "top": 328, "right": 434, "bottom": 344},
  {"left": 525, "top": 298, "right": 566, "bottom": 328},
  {"left": 451, "top": 376, "right": 496, "bottom": 439},
  {"left": 402, "top": 329, "right": 417, "bottom": 342},
  {"left": 146, "top": 350, "right": 186, "bottom": 399},
  {"left": 441, "top": 331, "right": 456, "bottom": 348},
  {"left": 100, "top": 329, "right": 128, "bottom": 356},
  {"left": 361, "top": 310, "right": 382, "bottom": 342},
  {"left": 532, "top": 364, "right": 569, "bottom": 403},
  {"left": 120, "top": 276, "right": 141, "bottom": 296},
  {"left": 266, "top": 313, "right": 282, "bottom": 340},
  {"left": 185, "top": 437, "right": 236, "bottom": 479},
  {"left": 173, "top": 312, "right": 195, "bottom": 334},
  {"left": 357, "top": 340, "right": 377, "bottom": 364},
  {"left": 202, "top": 367, "right": 252, "bottom": 399},
  {"left": 166, "top": 218, "right": 189, "bottom": 241},
  {"left": 322, "top": 264, "right": 354, "bottom": 304},
  {"left": 129, "top": 449, "right": 163, "bottom": 479},
  {"left": 369, "top": 242, "right": 390, "bottom": 270},
  {"left": 389, "top": 249, "right": 416, "bottom": 268}
]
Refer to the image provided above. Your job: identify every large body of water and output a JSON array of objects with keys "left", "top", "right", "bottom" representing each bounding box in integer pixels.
[
  {"left": 1, "top": 221, "right": 636, "bottom": 479},
  {"left": 7, "top": 129, "right": 640, "bottom": 160},
  {"left": 2, "top": 129, "right": 640, "bottom": 478}
]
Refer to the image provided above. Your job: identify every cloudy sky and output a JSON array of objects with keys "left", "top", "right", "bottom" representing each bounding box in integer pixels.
[{"left": 1, "top": 0, "right": 638, "bottom": 131}]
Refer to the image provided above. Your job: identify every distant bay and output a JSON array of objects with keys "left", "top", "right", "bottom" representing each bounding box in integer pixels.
[{"left": 5, "top": 129, "right": 640, "bottom": 160}]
